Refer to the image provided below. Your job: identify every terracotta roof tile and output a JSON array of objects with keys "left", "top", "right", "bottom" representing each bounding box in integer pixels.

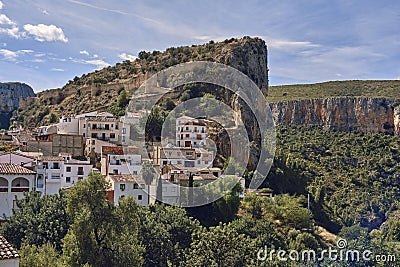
[
  {"left": 0, "top": 163, "right": 36, "bottom": 175},
  {"left": 108, "top": 174, "right": 145, "bottom": 184},
  {"left": 0, "top": 236, "right": 19, "bottom": 260}
]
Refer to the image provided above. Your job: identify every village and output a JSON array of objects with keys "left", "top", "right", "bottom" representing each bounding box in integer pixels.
[{"left": 0, "top": 111, "right": 245, "bottom": 219}]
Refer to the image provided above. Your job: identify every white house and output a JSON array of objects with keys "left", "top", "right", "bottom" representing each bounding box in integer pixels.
[
  {"left": 35, "top": 154, "right": 92, "bottom": 195},
  {"left": 0, "top": 152, "right": 37, "bottom": 168},
  {"left": 101, "top": 146, "right": 141, "bottom": 176},
  {"left": 153, "top": 146, "right": 213, "bottom": 168},
  {"left": 176, "top": 116, "right": 207, "bottom": 148},
  {"left": 0, "top": 163, "right": 36, "bottom": 217},
  {"left": 56, "top": 112, "right": 131, "bottom": 145},
  {"left": 106, "top": 174, "right": 149, "bottom": 206},
  {"left": 0, "top": 236, "right": 19, "bottom": 267}
]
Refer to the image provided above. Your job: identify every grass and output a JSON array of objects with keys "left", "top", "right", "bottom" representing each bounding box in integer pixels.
[{"left": 267, "top": 80, "right": 400, "bottom": 103}]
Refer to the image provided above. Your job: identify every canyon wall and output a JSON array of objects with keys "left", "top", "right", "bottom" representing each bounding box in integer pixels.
[{"left": 270, "top": 97, "right": 400, "bottom": 136}]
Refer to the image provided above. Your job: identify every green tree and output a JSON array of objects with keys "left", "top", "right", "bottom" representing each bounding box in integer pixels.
[
  {"left": 117, "top": 89, "right": 129, "bottom": 109},
  {"left": 49, "top": 112, "right": 58, "bottom": 123},
  {"left": 1, "top": 191, "right": 69, "bottom": 251},
  {"left": 19, "top": 243, "right": 66, "bottom": 267},
  {"left": 186, "top": 222, "right": 250, "bottom": 267},
  {"left": 141, "top": 161, "right": 156, "bottom": 185},
  {"left": 62, "top": 172, "right": 144, "bottom": 267},
  {"left": 140, "top": 204, "right": 202, "bottom": 266}
]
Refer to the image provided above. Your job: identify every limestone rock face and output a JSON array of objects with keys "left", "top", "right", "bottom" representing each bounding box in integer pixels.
[
  {"left": 0, "top": 82, "right": 35, "bottom": 112},
  {"left": 0, "top": 82, "right": 35, "bottom": 129},
  {"left": 270, "top": 97, "right": 400, "bottom": 136}
]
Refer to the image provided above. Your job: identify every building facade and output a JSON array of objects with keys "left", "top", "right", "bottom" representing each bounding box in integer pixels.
[{"left": 0, "top": 163, "right": 36, "bottom": 217}]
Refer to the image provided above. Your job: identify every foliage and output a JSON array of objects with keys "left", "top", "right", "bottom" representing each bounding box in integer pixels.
[
  {"left": 1, "top": 191, "right": 69, "bottom": 251},
  {"left": 185, "top": 222, "right": 250, "bottom": 267},
  {"left": 267, "top": 80, "right": 400, "bottom": 103},
  {"left": 139, "top": 204, "right": 202, "bottom": 266},
  {"left": 62, "top": 172, "right": 144, "bottom": 267},
  {"left": 268, "top": 125, "right": 400, "bottom": 232},
  {"left": 19, "top": 243, "right": 66, "bottom": 267}
]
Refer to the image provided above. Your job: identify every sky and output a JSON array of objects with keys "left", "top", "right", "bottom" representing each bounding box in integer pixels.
[{"left": 0, "top": 0, "right": 399, "bottom": 92}]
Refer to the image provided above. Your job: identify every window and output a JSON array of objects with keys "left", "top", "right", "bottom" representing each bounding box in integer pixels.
[
  {"left": 78, "top": 177, "right": 83, "bottom": 181},
  {"left": 113, "top": 169, "right": 118, "bottom": 174},
  {"left": 83, "top": 133, "right": 85, "bottom": 137},
  {"left": 105, "top": 124, "right": 109, "bottom": 130},
  {"left": 91, "top": 133, "right": 97, "bottom": 138},
  {"left": 134, "top": 183, "right": 139, "bottom": 189},
  {"left": 120, "top": 184, "right": 125, "bottom": 191},
  {"left": 66, "top": 177, "right": 71, "bottom": 183},
  {"left": 138, "top": 195, "right": 142, "bottom": 200},
  {"left": 66, "top": 166, "right": 71, "bottom": 172},
  {"left": 78, "top": 167, "right": 84, "bottom": 175},
  {"left": 186, "top": 134, "right": 189, "bottom": 137},
  {"left": 186, "top": 126, "right": 189, "bottom": 130},
  {"left": 122, "top": 136, "right": 126, "bottom": 142},
  {"left": 83, "top": 124, "right": 86, "bottom": 128},
  {"left": 177, "top": 160, "right": 182, "bottom": 164},
  {"left": 122, "top": 128, "right": 126, "bottom": 134},
  {"left": 115, "top": 124, "right": 119, "bottom": 130},
  {"left": 92, "top": 123, "right": 97, "bottom": 129},
  {"left": 110, "top": 133, "right": 116, "bottom": 139},
  {"left": 53, "top": 162, "right": 59, "bottom": 169},
  {"left": 184, "top": 161, "right": 195, "bottom": 167},
  {"left": 92, "top": 139, "right": 95, "bottom": 145},
  {"left": 205, "top": 161, "right": 209, "bottom": 164},
  {"left": 120, "top": 195, "right": 125, "bottom": 198},
  {"left": 140, "top": 184, "right": 145, "bottom": 189},
  {"left": 132, "top": 171, "right": 138, "bottom": 175}
]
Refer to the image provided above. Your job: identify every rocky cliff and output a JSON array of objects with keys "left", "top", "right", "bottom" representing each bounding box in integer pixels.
[
  {"left": 0, "top": 82, "right": 35, "bottom": 129},
  {"left": 0, "top": 82, "right": 35, "bottom": 112},
  {"left": 270, "top": 97, "right": 400, "bottom": 136},
  {"left": 14, "top": 37, "right": 268, "bottom": 129}
]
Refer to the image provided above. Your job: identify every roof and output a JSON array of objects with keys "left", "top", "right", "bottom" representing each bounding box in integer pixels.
[
  {"left": 179, "top": 173, "right": 218, "bottom": 181},
  {"left": 40, "top": 156, "right": 64, "bottom": 162},
  {"left": 86, "top": 117, "right": 118, "bottom": 122},
  {"left": 0, "top": 236, "right": 19, "bottom": 260},
  {"left": 102, "top": 146, "right": 139, "bottom": 155},
  {"left": 107, "top": 174, "right": 145, "bottom": 184},
  {"left": 0, "top": 151, "right": 37, "bottom": 160},
  {"left": 0, "top": 163, "right": 36, "bottom": 175}
]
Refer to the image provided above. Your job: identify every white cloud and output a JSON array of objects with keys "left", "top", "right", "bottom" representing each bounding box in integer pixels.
[
  {"left": 0, "top": 26, "right": 21, "bottom": 38},
  {"left": 92, "top": 54, "right": 99, "bottom": 58},
  {"left": 85, "top": 59, "right": 110, "bottom": 69},
  {"left": 79, "top": 50, "right": 89, "bottom": 56},
  {"left": 0, "top": 48, "right": 33, "bottom": 61},
  {"left": 23, "top": 24, "right": 68, "bottom": 42},
  {"left": 0, "top": 1, "right": 3, "bottom": 10},
  {"left": 0, "top": 14, "right": 15, "bottom": 25},
  {"left": 0, "top": 49, "right": 17, "bottom": 60},
  {"left": 51, "top": 68, "right": 64, "bottom": 72},
  {"left": 118, "top": 53, "right": 137, "bottom": 61},
  {"left": 265, "top": 38, "right": 321, "bottom": 50}
]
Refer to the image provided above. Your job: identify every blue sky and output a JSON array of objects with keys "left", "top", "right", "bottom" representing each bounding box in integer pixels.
[{"left": 0, "top": 0, "right": 399, "bottom": 92}]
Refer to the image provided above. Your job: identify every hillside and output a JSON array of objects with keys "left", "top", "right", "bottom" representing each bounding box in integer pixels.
[
  {"left": 12, "top": 37, "right": 268, "bottom": 129},
  {"left": 267, "top": 80, "right": 400, "bottom": 103}
]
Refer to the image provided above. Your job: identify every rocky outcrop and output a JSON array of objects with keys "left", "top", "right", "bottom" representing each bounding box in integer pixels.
[
  {"left": 270, "top": 97, "right": 400, "bottom": 136},
  {"left": 0, "top": 82, "right": 35, "bottom": 112},
  {"left": 0, "top": 82, "right": 35, "bottom": 129}
]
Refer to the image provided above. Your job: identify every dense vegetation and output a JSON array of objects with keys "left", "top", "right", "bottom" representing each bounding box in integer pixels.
[
  {"left": 2, "top": 125, "right": 400, "bottom": 266},
  {"left": 266, "top": 126, "right": 400, "bottom": 235},
  {"left": 267, "top": 80, "right": 400, "bottom": 103}
]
